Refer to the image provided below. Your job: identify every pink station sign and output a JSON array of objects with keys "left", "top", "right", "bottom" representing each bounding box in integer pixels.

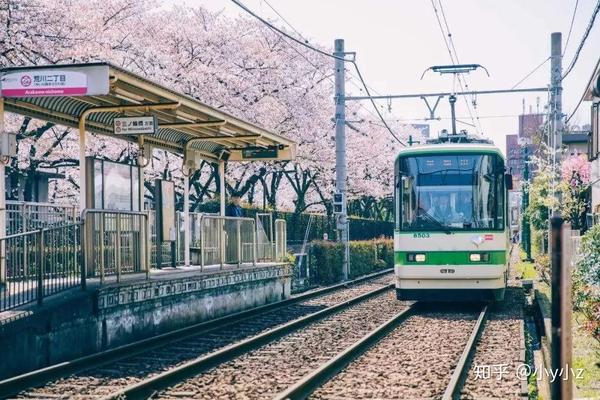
[{"left": 1, "top": 70, "right": 88, "bottom": 97}]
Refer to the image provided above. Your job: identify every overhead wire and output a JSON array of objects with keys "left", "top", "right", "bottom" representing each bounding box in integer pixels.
[
  {"left": 230, "top": 0, "right": 405, "bottom": 145},
  {"left": 510, "top": 57, "right": 550, "bottom": 90},
  {"left": 262, "top": 0, "right": 389, "bottom": 125},
  {"left": 263, "top": 0, "right": 381, "bottom": 98},
  {"left": 563, "top": 0, "right": 579, "bottom": 56},
  {"left": 431, "top": 0, "right": 483, "bottom": 136},
  {"left": 562, "top": 0, "right": 600, "bottom": 80},
  {"left": 566, "top": 54, "right": 600, "bottom": 124}
]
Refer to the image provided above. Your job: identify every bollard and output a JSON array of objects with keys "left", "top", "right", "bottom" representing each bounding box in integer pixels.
[{"left": 550, "top": 215, "right": 573, "bottom": 400}]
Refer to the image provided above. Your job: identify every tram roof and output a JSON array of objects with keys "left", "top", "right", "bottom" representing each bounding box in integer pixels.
[
  {"left": 395, "top": 142, "right": 504, "bottom": 161},
  {"left": 0, "top": 62, "right": 296, "bottom": 162}
]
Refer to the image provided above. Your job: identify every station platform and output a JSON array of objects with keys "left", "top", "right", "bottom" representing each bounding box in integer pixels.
[{"left": 0, "top": 262, "right": 292, "bottom": 380}]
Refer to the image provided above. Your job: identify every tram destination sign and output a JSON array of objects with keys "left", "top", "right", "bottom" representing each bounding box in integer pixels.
[
  {"left": 113, "top": 116, "right": 157, "bottom": 136},
  {"left": 0, "top": 64, "right": 109, "bottom": 97},
  {"left": 241, "top": 146, "right": 279, "bottom": 159}
]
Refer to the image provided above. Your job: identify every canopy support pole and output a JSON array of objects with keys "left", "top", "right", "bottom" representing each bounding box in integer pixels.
[
  {"left": 183, "top": 170, "right": 190, "bottom": 267},
  {"left": 219, "top": 160, "right": 226, "bottom": 216},
  {"left": 0, "top": 98, "right": 5, "bottom": 283}
]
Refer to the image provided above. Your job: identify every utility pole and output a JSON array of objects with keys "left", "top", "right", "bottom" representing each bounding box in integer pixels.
[
  {"left": 550, "top": 32, "right": 563, "bottom": 205},
  {"left": 334, "top": 38, "right": 349, "bottom": 281},
  {"left": 521, "top": 143, "right": 532, "bottom": 261}
]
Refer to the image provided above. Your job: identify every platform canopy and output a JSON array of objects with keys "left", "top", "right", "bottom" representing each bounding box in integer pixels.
[{"left": 0, "top": 62, "right": 296, "bottom": 162}]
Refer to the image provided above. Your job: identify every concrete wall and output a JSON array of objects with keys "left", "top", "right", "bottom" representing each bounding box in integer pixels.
[{"left": 0, "top": 264, "right": 291, "bottom": 379}]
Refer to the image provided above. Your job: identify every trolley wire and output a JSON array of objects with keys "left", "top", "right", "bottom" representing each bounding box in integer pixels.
[
  {"left": 230, "top": 0, "right": 406, "bottom": 145},
  {"left": 431, "top": 0, "right": 483, "bottom": 136},
  {"left": 562, "top": 0, "right": 600, "bottom": 81}
]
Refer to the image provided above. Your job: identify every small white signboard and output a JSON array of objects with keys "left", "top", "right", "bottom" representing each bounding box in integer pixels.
[{"left": 113, "top": 116, "right": 157, "bottom": 135}]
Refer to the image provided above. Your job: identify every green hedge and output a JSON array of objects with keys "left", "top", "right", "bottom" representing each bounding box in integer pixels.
[
  {"left": 193, "top": 201, "right": 393, "bottom": 242},
  {"left": 308, "top": 239, "right": 394, "bottom": 285}
]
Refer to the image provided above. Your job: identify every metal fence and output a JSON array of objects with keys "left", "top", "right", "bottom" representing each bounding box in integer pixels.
[
  {"left": 0, "top": 205, "right": 289, "bottom": 311},
  {"left": 569, "top": 230, "right": 582, "bottom": 267},
  {"left": 149, "top": 210, "right": 182, "bottom": 268},
  {"left": 0, "top": 222, "right": 83, "bottom": 312},
  {"left": 191, "top": 214, "right": 256, "bottom": 268},
  {"left": 83, "top": 210, "right": 149, "bottom": 283},
  {"left": 275, "top": 219, "right": 287, "bottom": 262},
  {"left": 6, "top": 201, "right": 78, "bottom": 235},
  {"left": 256, "top": 213, "right": 273, "bottom": 261}
]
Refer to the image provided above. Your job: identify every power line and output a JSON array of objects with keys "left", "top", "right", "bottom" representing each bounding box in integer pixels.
[
  {"left": 261, "top": 0, "right": 382, "bottom": 98},
  {"left": 566, "top": 54, "right": 600, "bottom": 124},
  {"left": 350, "top": 63, "right": 406, "bottom": 145},
  {"left": 231, "top": 0, "right": 346, "bottom": 61},
  {"left": 230, "top": 0, "right": 405, "bottom": 145},
  {"left": 562, "top": 0, "right": 600, "bottom": 80},
  {"left": 511, "top": 57, "right": 550, "bottom": 89},
  {"left": 259, "top": 0, "right": 391, "bottom": 135},
  {"left": 563, "top": 0, "right": 579, "bottom": 56}
]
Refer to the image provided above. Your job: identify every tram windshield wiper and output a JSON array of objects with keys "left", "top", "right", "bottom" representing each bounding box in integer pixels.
[{"left": 417, "top": 208, "right": 452, "bottom": 234}]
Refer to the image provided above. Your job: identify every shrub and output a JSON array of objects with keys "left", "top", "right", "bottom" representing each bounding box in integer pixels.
[
  {"left": 535, "top": 254, "right": 551, "bottom": 285},
  {"left": 309, "top": 239, "right": 393, "bottom": 285},
  {"left": 573, "top": 224, "right": 600, "bottom": 343}
]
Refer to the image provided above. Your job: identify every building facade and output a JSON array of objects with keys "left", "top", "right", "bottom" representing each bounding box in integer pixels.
[
  {"left": 585, "top": 63, "right": 600, "bottom": 223},
  {"left": 505, "top": 113, "right": 545, "bottom": 190}
]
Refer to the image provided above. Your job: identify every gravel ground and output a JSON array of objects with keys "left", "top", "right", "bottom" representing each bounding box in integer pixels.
[
  {"left": 155, "top": 290, "right": 407, "bottom": 399},
  {"left": 17, "top": 276, "right": 392, "bottom": 399},
  {"left": 310, "top": 308, "right": 479, "bottom": 400},
  {"left": 460, "top": 247, "right": 527, "bottom": 400}
]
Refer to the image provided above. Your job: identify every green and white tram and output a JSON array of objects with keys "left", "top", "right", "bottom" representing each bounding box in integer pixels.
[{"left": 394, "top": 133, "right": 512, "bottom": 302}]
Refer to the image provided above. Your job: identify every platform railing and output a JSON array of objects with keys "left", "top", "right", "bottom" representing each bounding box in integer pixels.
[
  {"left": 193, "top": 214, "right": 256, "bottom": 269},
  {"left": 83, "top": 209, "right": 149, "bottom": 283},
  {"left": 274, "top": 219, "right": 287, "bottom": 262},
  {"left": 0, "top": 222, "right": 83, "bottom": 312},
  {"left": 6, "top": 201, "right": 78, "bottom": 235}
]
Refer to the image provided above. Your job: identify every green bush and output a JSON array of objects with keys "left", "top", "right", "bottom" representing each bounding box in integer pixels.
[{"left": 309, "top": 239, "right": 393, "bottom": 285}]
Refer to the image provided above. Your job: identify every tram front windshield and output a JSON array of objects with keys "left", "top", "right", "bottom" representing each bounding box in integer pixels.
[{"left": 396, "top": 153, "right": 505, "bottom": 231}]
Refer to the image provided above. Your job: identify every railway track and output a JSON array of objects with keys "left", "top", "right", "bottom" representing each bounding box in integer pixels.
[
  {"left": 1, "top": 270, "right": 393, "bottom": 399},
  {"left": 146, "top": 289, "right": 410, "bottom": 399},
  {"left": 281, "top": 304, "right": 488, "bottom": 400}
]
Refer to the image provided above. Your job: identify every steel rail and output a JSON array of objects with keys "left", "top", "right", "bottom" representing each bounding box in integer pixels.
[
  {"left": 273, "top": 303, "right": 418, "bottom": 400},
  {"left": 441, "top": 305, "right": 489, "bottom": 400},
  {"left": 0, "top": 269, "right": 392, "bottom": 398},
  {"left": 104, "top": 284, "right": 394, "bottom": 400}
]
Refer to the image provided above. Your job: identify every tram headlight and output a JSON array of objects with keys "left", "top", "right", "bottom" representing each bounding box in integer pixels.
[
  {"left": 406, "top": 253, "right": 426, "bottom": 262},
  {"left": 469, "top": 253, "right": 490, "bottom": 262},
  {"left": 469, "top": 253, "right": 481, "bottom": 262}
]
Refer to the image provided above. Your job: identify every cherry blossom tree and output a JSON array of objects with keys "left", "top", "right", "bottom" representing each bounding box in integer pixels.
[{"left": 0, "top": 0, "right": 409, "bottom": 214}]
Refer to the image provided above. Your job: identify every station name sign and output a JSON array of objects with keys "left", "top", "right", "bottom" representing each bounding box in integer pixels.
[
  {"left": 113, "top": 116, "right": 157, "bottom": 135},
  {"left": 0, "top": 64, "right": 109, "bottom": 98},
  {"left": 241, "top": 146, "right": 279, "bottom": 159}
]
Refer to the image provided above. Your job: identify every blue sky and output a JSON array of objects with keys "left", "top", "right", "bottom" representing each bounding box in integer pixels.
[{"left": 164, "top": 0, "right": 600, "bottom": 155}]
